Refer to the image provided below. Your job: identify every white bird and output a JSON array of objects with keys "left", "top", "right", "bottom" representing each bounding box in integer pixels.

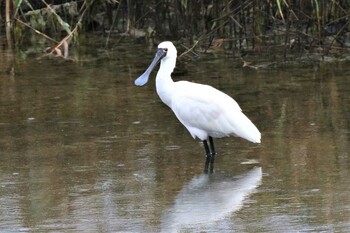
[{"left": 135, "top": 41, "right": 261, "bottom": 173}]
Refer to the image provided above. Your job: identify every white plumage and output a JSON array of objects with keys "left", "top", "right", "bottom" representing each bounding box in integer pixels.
[{"left": 135, "top": 41, "right": 261, "bottom": 172}]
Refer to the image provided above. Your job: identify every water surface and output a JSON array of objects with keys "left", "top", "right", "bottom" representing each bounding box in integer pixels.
[{"left": 0, "top": 43, "right": 349, "bottom": 232}]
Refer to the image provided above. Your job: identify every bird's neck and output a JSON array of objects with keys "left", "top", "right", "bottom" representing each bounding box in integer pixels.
[{"left": 156, "top": 58, "right": 176, "bottom": 107}]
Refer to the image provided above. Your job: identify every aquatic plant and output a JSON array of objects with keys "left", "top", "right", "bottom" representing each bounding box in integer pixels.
[{"left": 1, "top": 0, "right": 349, "bottom": 60}]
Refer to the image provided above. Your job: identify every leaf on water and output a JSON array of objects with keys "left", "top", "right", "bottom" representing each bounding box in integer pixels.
[
  {"left": 210, "top": 38, "right": 224, "bottom": 48},
  {"left": 240, "top": 159, "right": 260, "bottom": 165},
  {"left": 242, "top": 60, "right": 253, "bottom": 67}
]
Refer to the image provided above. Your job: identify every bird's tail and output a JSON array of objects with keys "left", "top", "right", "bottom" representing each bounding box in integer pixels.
[{"left": 233, "top": 112, "right": 261, "bottom": 143}]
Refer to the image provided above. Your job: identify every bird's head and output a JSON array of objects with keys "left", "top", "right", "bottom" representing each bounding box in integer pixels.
[
  {"left": 134, "top": 41, "right": 177, "bottom": 86},
  {"left": 157, "top": 41, "right": 177, "bottom": 61}
]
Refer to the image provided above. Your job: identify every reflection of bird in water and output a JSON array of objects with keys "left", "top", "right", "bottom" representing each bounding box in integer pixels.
[
  {"left": 135, "top": 41, "right": 261, "bottom": 172},
  {"left": 161, "top": 167, "right": 262, "bottom": 232}
]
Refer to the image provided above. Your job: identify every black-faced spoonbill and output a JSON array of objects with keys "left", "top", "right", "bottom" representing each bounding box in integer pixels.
[{"left": 135, "top": 41, "right": 261, "bottom": 173}]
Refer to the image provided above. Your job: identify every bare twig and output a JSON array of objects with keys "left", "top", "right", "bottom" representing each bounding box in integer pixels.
[
  {"left": 179, "top": 40, "right": 200, "bottom": 58},
  {"left": 15, "top": 17, "right": 58, "bottom": 43}
]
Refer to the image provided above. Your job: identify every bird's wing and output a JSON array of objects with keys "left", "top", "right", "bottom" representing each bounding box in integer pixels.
[{"left": 170, "top": 81, "right": 244, "bottom": 139}]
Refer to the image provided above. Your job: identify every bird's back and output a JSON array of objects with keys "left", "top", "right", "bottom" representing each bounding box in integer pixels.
[{"left": 169, "top": 81, "right": 261, "bottom": 143}]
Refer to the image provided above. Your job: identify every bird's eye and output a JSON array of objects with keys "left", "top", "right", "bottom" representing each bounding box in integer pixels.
[{"left": 163, "top": 48, "right": 168, "bottom": 52}]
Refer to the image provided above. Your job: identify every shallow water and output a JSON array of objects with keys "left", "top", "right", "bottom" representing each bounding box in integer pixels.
[{"left": 0, "top": 43, "right": 349, "bottom": 232}]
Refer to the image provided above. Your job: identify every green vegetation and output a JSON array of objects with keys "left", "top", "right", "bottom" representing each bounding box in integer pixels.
[{"left": 1, "top": 0, "right": 349, "bottom": 60}]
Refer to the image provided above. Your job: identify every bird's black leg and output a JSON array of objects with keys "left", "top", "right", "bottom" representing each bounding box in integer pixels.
[
  {"left": 208, "top": 136, "right": 216, "bottom": 173},
  {"left": 203, "top": 137, "right": 216, "bottom": 173},
  {"left": 203, "top": 139, "right": 211, "bottom": 173}
]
